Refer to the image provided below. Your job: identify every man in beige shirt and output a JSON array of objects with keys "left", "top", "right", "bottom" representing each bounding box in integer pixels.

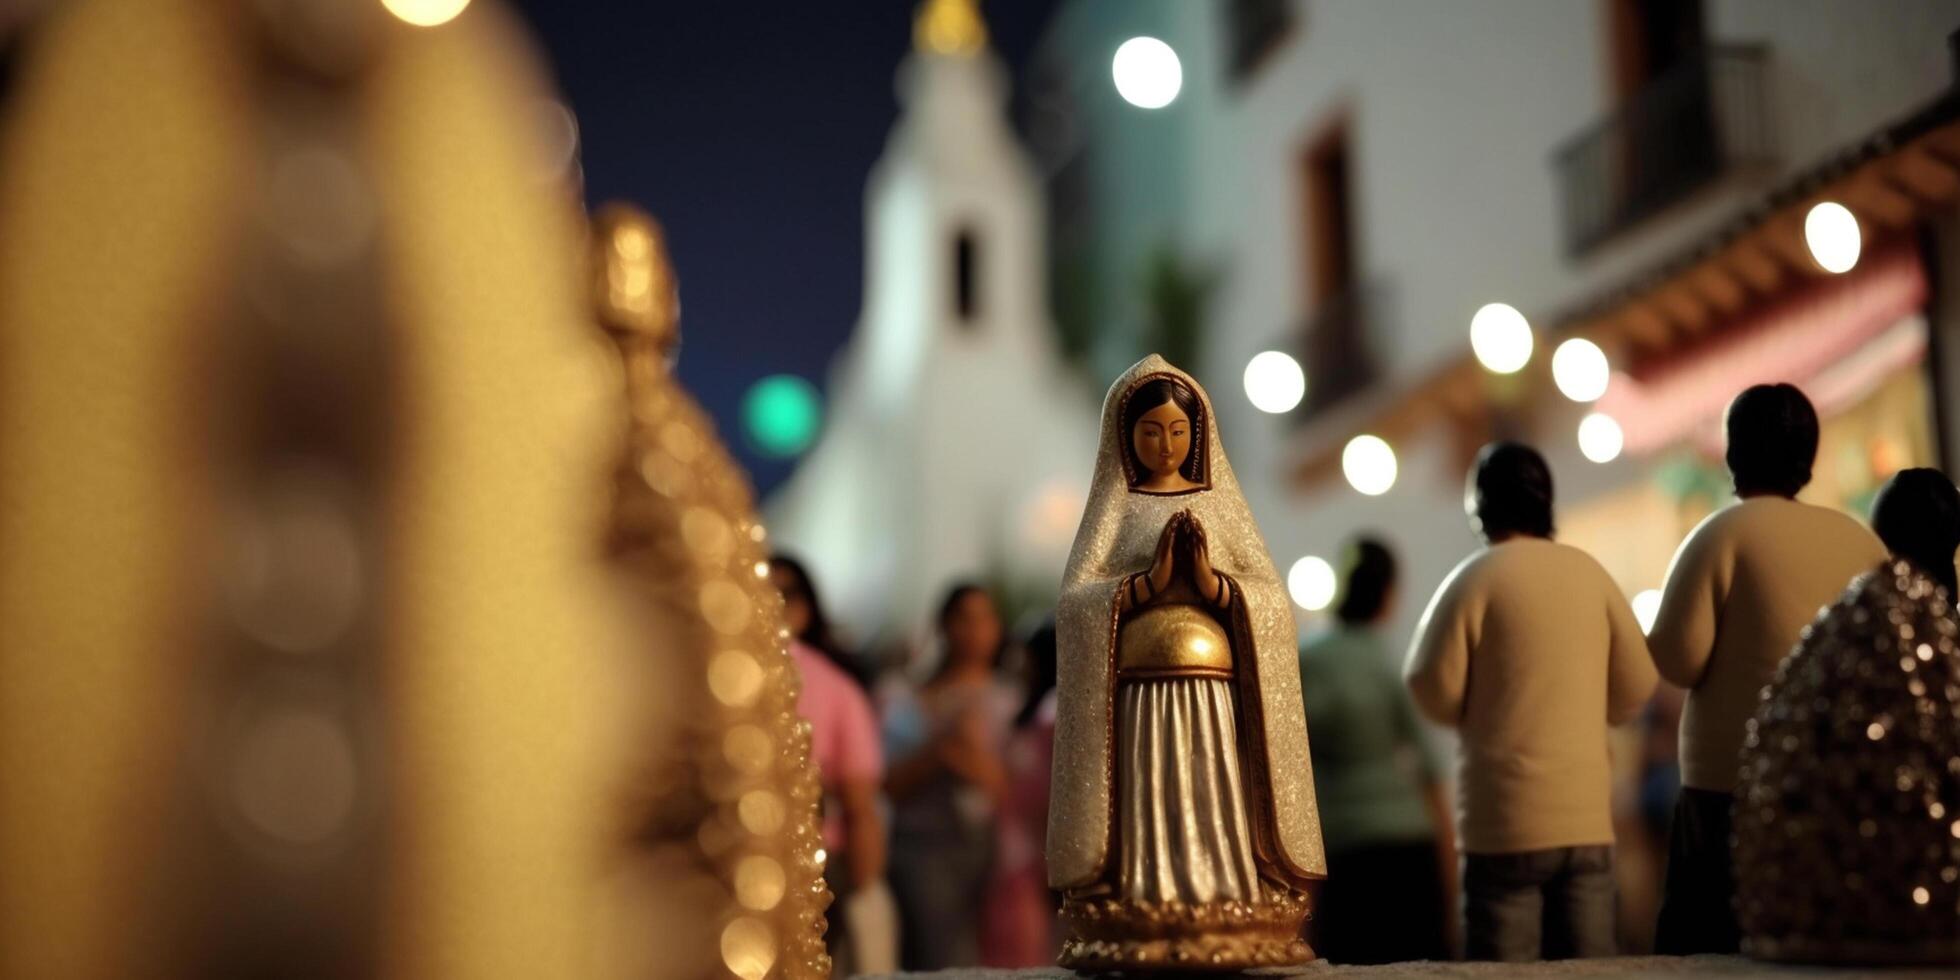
[
  {"left": 1649, "top": 384, "right": 1885, "bottom": 954},
  {"left": 1407, "top": 443, "right": 1658, "bottom": 961}
]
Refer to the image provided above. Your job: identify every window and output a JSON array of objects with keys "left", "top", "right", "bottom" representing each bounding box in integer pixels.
[
  {"left": 1550, "top": 0, "right": 1725, "bottom": 252},
  {"left": 1224, "top": 0, "right": 1294, "bottom": 85},
  {"left": 1297, "top": 116, "right": 1375, "bottom": 411},
  {"left": 953, "top": 227, "right": 981, "bottom": 325},
  {"left": 1608, "top": 0, "right": 1707, "bottom": 100},
  {"left": 1301, "top": 119, "right": 1354, "bottom": 305}
]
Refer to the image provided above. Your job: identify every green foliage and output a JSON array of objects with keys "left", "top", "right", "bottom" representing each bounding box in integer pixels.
[{"left": 1140, "top": 244, "right": 1216, "bottom": 374}]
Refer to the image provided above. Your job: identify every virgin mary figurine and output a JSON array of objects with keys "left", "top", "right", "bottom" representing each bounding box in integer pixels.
[{"left": 1049, "top": 355, "right": 1325, "bottom": 970}]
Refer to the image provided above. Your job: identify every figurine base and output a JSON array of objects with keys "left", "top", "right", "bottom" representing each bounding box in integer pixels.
[{"left": 1058, "top": 891, "right": 1315, "bottom": 972}]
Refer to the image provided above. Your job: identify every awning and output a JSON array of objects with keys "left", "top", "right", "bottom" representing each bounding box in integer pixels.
[
  {"left": 1289, "top": 94, "right": 1960, "bottom": 489},
  {"left": 1598, "top": 242, "right": 1927, "bottom": 455}
]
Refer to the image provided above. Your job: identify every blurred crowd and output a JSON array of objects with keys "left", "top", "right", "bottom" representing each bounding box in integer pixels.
[{"left": 773, "top": 383, "right": 1960, "bottom": 972}]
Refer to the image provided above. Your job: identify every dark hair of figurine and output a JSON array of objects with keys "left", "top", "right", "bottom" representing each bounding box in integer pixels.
[
  {"left": 1725, "top": 383, "right": 1819, "bottom": 498},
  {"left": 768, "top": 553, "right": 872, "bottom": 691},
  {"left": 1335, "top": 536, "right": 1398, "bottom": 625},
  {"left": 1872, "top": 468, "right": 1960, "bottom": 598},
  {"left": 1470, "top": 442, "right": 1556, "bottom": 541},
  {"left": 1121, "top": 377, "right": 1204, "bottom": 484}
]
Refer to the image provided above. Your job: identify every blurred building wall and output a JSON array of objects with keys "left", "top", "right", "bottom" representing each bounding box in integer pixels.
[{"left": 1038, "top": 0, "right": 1960, "bottom": 649}]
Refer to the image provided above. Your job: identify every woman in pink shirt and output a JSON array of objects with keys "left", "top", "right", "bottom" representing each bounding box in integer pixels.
[{"left": 770, "top": 556, "right": 893, "bottom": 975}]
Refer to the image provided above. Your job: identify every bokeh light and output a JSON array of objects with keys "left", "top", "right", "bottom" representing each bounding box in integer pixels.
[
  {"left": 1342, "top": 435, "right": 1398, "bottom": 496},
  {"left": 1632, "top": 588, "right": 1662, "bottom": 634},
  {"left": 1111, "top": 37, "right": 1182, "bottom": 109},
  {"left": 1243, "top": 350, "right": 1306, "bottom": 413},
  {"left": 380, "top": 0, "right": 471, "bottom": 28},
  {"left": 1287, "top": 556, "right": 1337, "bottom": 611},
  {"left": 1470, "top": 302, "right": 1533, "bottom": 374},
  {"left": 741, "top": 375, "right": 822, "bottom": 458},
  {"left": 1578, "top": 412, "right": 1624, "bottom": 463},
  {"left": 720, "top": 917, "right": 777, "bottom": 980},
  {"left": 1551, "top": 337, "right": 1610, "bottom": 403},
  {"left": 1804, "top": 201, "right": 1861, "bottom": 274}
]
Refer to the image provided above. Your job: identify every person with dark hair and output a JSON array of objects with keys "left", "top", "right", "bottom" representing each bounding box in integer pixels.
[
  {"left": 1871, "top": 467, "right": 1960, "bottom": 596},
  {"left": 770, "top": 554, "right": 873, "bottom": 690},
  {"left": 1406, "top": 442, "right": 1657, "bottom": 961},
  {"left": 1649, "top": 385, "right": 1884, "bottom": 955},
  {"left": 981, "top": 621, "right": 1060, "bottom": 966},
  {"left": 1723, "top": 383, "right": 1821, "bottom": 498},
  {"left": 1467, "top": 441, "right": 1557, "bottom": 539},
  {"left": 1298, "top": 537, "right": 1453, "bottom": 963},
  {"left": 882, "top": 582, "right": 1011, "bottom": 969},
  {"left": 767, "top": 555, "right": 893, "bottom": 974}
]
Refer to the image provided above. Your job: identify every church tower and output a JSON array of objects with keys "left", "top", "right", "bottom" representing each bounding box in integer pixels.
[{"left": 767, "top": 0, "right": 1096, "bottom": 644}]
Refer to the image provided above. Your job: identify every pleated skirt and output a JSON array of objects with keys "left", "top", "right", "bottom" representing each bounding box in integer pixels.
[{"left": 1115, "top": 676, "right": 1262, "bottom": 905}]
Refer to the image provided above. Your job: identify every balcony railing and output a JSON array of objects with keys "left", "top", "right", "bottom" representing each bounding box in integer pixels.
[
  {"left": 1290, "top": 284, "right": 1387, "bottom": 419},
  {"left": 1553, "top": 45, "right": 1773, "bottom": 256}
]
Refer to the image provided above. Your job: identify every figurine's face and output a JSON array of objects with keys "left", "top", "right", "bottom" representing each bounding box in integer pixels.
[{"left": 1131, "top": 399, "right": 1192, "bottom": 480}]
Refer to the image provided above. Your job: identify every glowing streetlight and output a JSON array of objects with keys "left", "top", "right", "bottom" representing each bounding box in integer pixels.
[
  {"left": 1804, "top": 201, "right": 1861, "bottom": 274},
  {"left": 1632, "top": 589, "right": 1662, "bottom": 634},
  {"left": 1577, "top": 412, "right": 1624, "bottom": 464},
  {"left": 1470, "top": 302, "right": 1533, "bottom": 374},
  {"left": 381, "top": 0, "right": 471, "bottom": 27},
  {"left": 1342, "top": 435, "right": 1398, "bottom": 496},
  {"left": 1552, "top": 337, "right": 1610, "bottom": 403},
  {"left": 1111, "top": 37, "right": 1182, "bottom": 109},
  {"left": 1287, "top": 556, "right": 1337, "bottom": 611},
  {"left": 1243, "top": 350, "right": 1307, "bottom": 414}
]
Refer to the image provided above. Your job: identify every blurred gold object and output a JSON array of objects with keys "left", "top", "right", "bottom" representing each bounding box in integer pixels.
[
  {"left": 591, "top": 202, "right": 832, "bottom": 980},
  {"left": 913, "top": 0, "right": 986, "bottom": 57},
  {"left": 593, "top": 203, "right": 680, "bottom": 346},
  {"left": 1734, "top": 560, "right": 1960, "bottom": 964},
  {"left": 0, "top": 2, "right": 752, "bottom": 978},
  {"left": 1117, "top": 603, "right": 1233, "bottom": 676},
  {"left": 1060, "top": 893, "right": 1315, "bottom": 970}
]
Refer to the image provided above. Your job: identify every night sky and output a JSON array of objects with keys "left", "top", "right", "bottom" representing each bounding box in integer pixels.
[{"left": 509, "top": 1, "right": 1060, "bottom": 494}]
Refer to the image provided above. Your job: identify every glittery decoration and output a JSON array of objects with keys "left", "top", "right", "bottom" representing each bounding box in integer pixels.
[
  {"left": 1735, "top": 559, "right": 1960, "bottom": 964},
  {"left": 1060, "top": 893, "right": 1314, "bottom": 970},
  {"left": 592, "top": 204, "right": 831, "bottom": 980}
]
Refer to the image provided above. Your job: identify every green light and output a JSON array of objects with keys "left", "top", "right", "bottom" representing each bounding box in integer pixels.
[{"left": 742, "top": 374, "right": 822, "bottom": 458}]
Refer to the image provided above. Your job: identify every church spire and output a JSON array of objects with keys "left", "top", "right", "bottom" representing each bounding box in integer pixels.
[{"left": 913, "top": 0, "right": 987, "bottom": 57}]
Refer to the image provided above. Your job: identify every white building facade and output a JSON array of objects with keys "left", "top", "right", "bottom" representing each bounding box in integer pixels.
[{"left": 1037, "top": 0, "right": 1960, "bottom": 647}]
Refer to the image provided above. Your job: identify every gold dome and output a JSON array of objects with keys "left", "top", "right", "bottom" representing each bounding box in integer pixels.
[
  {"left": 913, "top": 0, "right": 987, "bottom": 57},
  {"left": 1119, "top": 603, "right": 1233, "bottom": 677}
]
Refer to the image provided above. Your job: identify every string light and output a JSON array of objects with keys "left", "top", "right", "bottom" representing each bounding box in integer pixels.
[
  {"left": 1243, "top": 351, "right": 1306, "bottom": 413},
  {"left": 1470, "top": 302, "right": 1533, "bottom": 374},
  {"left": 380, "top": 0, "right": 471, "bottom": 28},
  {"left": 1578, "top": 412, "right": 1624, "bottom": 463},
  {"left": 1552, "top": 338, "right": 1610, "bottom": 403},
  {"left": 1342, "top": 435, "right": 1398, "bottom": 495},
  {"left": 1112, "top": 37, "right": 1182, "bottom": 108},
  {"left": 1632, "top": 589, "right": 1662, "bottom": 634},
  {"left": 1287, "top": 556, "right": 1337, "bottom": 611},
  {"left": 1804, "top": 201, "right": 1861, "bottom": 274}
]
